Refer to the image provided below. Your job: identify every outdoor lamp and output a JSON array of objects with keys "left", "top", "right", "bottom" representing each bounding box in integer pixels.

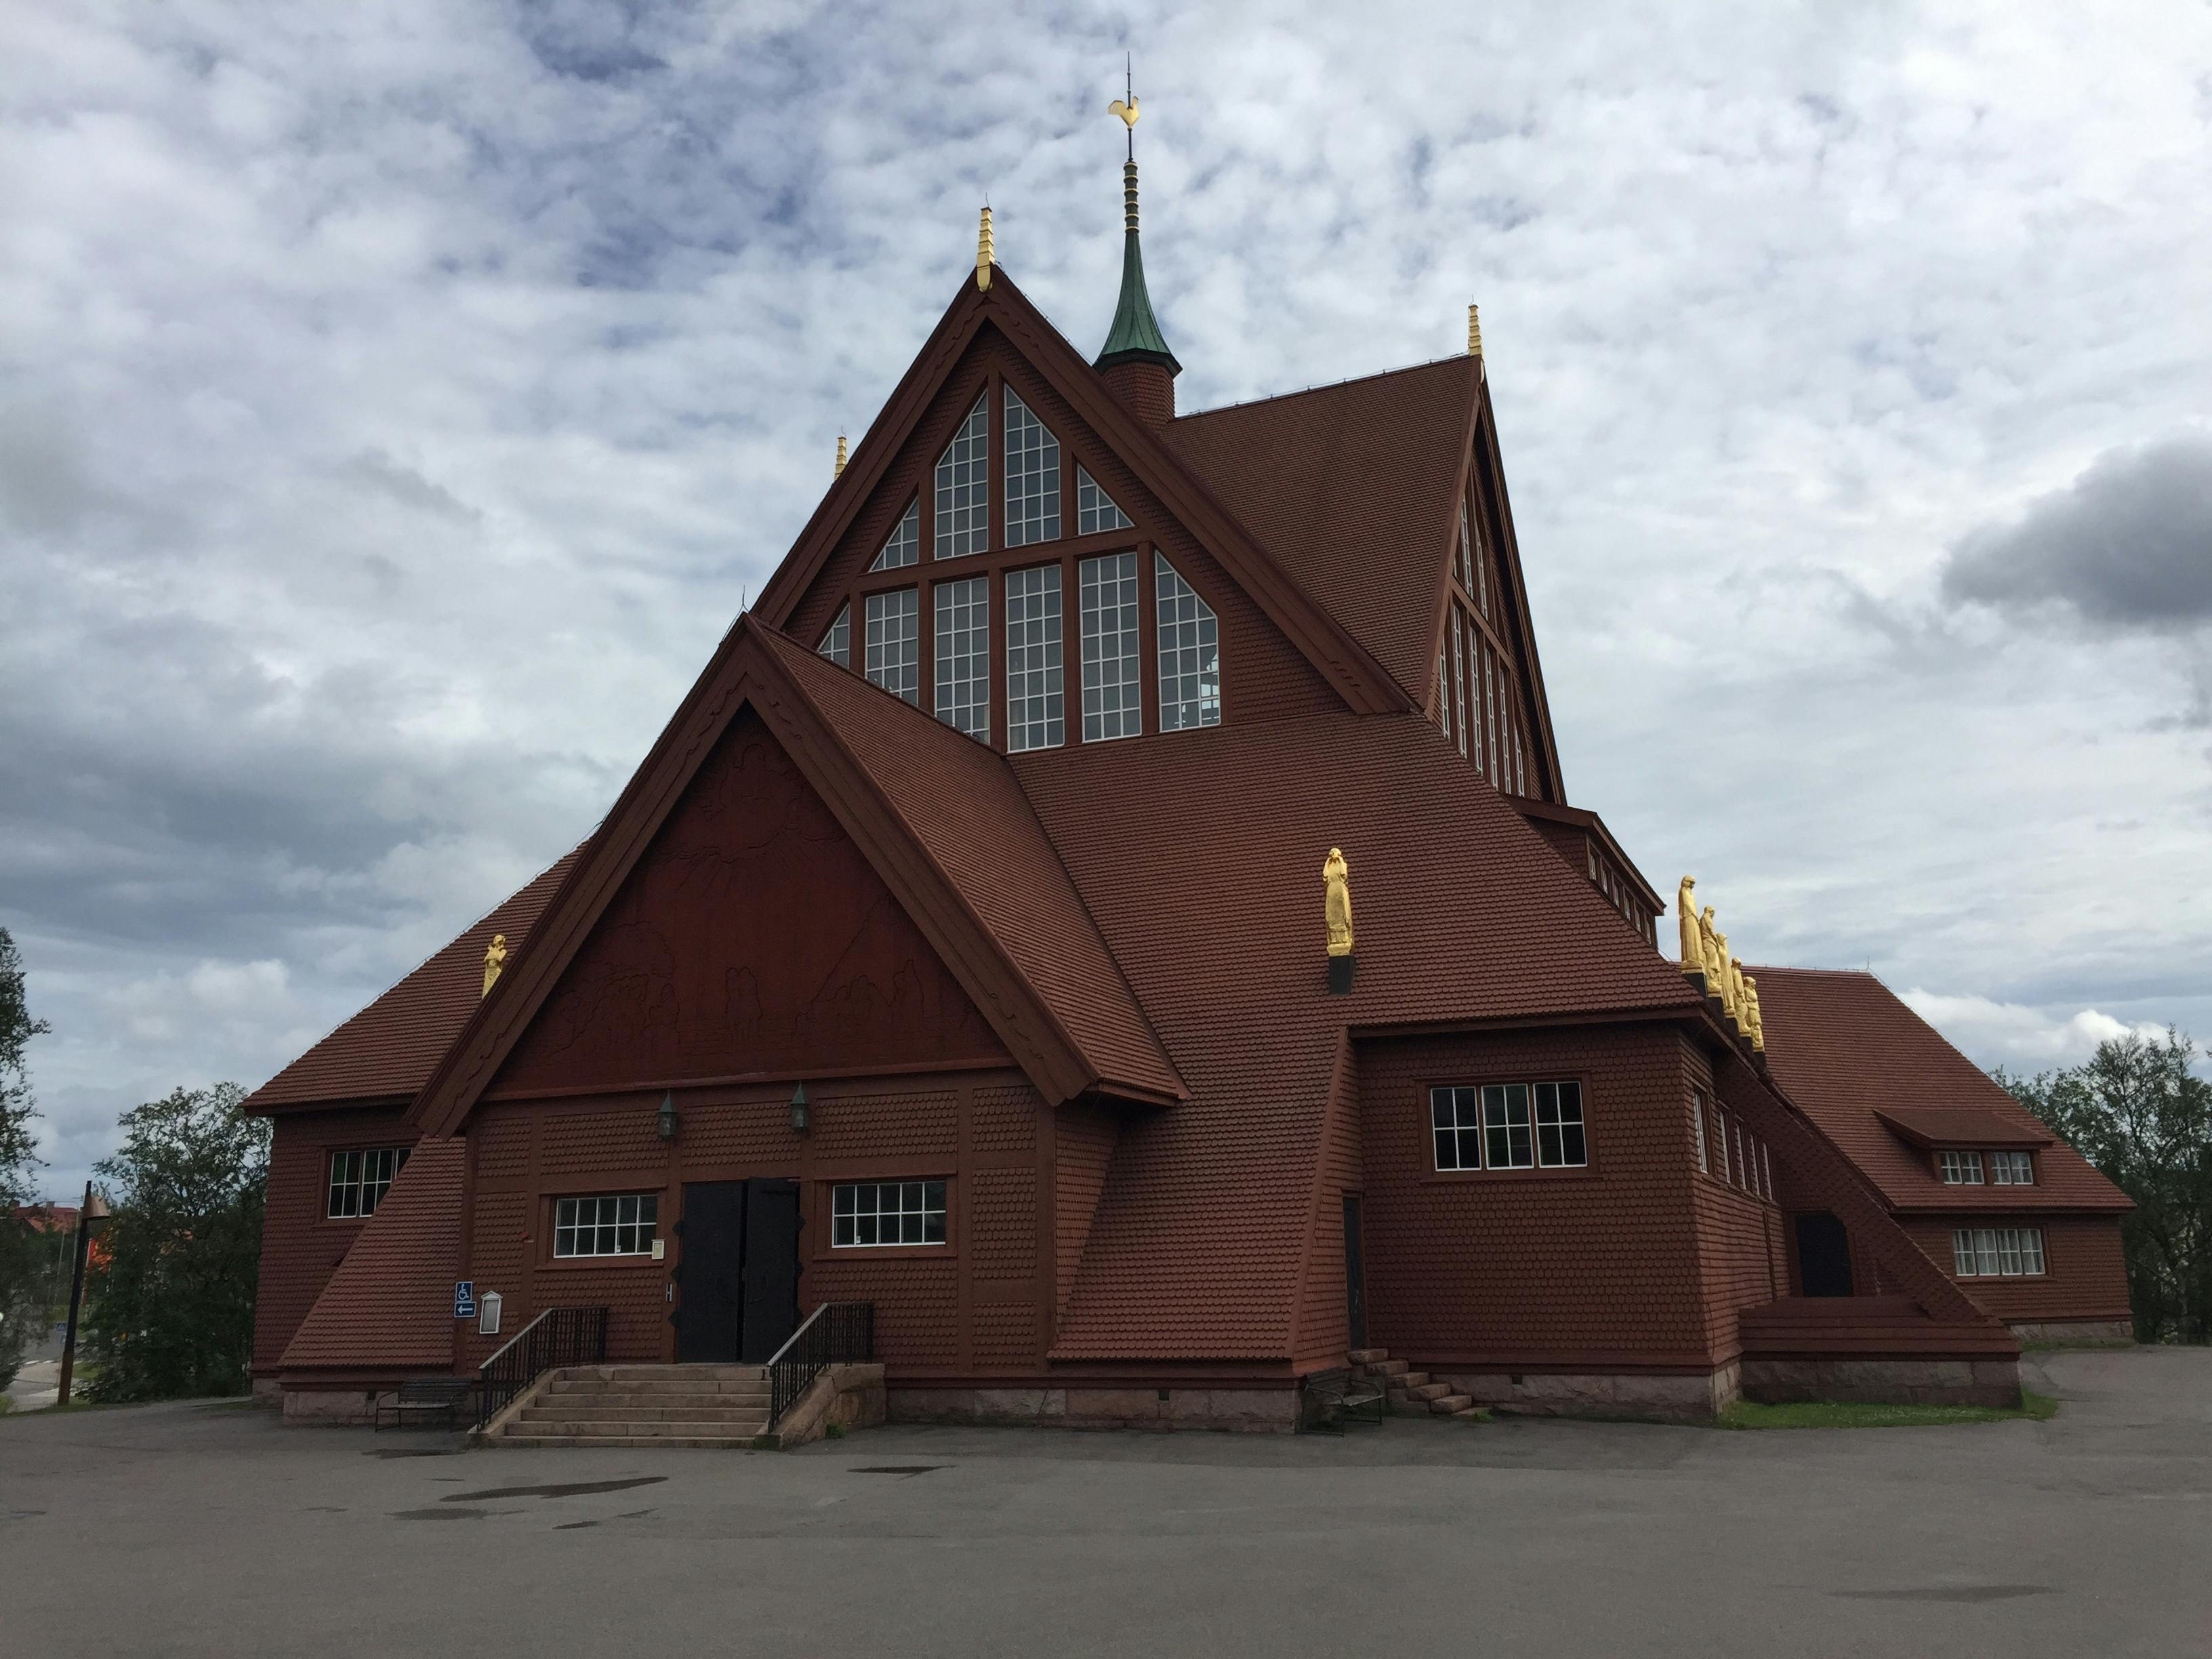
[
  {"left": 83, "top": 1191, "right": 112, "bottom": 1229},
  {"left": 657, "top": 1090, "right": 680, "bottom": 1143},
  {"left": 789, "top": 1083, "right": 811, "bottom": 1134}
]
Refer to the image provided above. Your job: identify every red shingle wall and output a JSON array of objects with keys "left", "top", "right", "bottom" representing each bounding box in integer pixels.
[
  {"left": 253, "top": 1106, "right": 414, "bottom": 1374},
  {"left": 461, "top": 1068, "right": 1054, "bottom": 1379},
  {"left": 1354, "top": 1025, "right": 1713, "bottom": 1370},
  {"left": 1052, "top": 1103, "right": 1118, "bottom": 1322},
  {"left": 1900, "top": 1215, "right": 2131, "bottom": 1324},
  {"left": 1293, "top": 1037, "right": 1366, "bottom": 1369},
  {"left": 1683, "top": 1038, "right": 1791, "bottom": 1356},
  {"left": 280, "top": 1139, "right": 464, "bottom": 1371}
]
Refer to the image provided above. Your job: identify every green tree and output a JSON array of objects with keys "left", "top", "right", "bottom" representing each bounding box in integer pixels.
[
  {"left": 1, "top": 924, "right": 52, "bottom": 1389},
  {"left": 82, "top": 1083, "right": 270, "bottom": 1401},
  {"left": 1999, "top": 1029, "right": 2212, "bottom": 1343}
]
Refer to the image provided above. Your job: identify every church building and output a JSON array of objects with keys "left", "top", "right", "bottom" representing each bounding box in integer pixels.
[{"left": 245, "top": 122, "right": 2131, "bottom": 1434}]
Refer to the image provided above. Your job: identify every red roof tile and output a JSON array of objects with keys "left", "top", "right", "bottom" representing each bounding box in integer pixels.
[
  {"left": 1874, "top": 1107, "right": 2053, "bottom": 1150},
  {"left": 1163, "top": 359, "right": 1480, "bottom": 705},
  {"left": 245, "top": 855, "right": 581, "bottom": 1113},
  {"left": 1752, "top": 967, "right": 2128, "bottom": 1214},
  {"left": 279, "top": 1138, "right": 465, "bottom": 1371}
]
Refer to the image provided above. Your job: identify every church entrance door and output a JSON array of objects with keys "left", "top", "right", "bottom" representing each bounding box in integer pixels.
[{"left": 676, "top": 1179, "right": 803, "bottom": 1363}]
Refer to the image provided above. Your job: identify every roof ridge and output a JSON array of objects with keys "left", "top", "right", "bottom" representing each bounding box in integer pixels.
[{"left": 1170, "top": 354, "right": 1477, "bottom": 424}]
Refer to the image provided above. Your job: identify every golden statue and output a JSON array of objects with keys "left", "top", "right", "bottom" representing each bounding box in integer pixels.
[
  {"left": 1698, "top": 905, "right": 1723, "bottom": 995},
  {"left": 1728, "top": 956, "right": 1748, "bottom": 1028},
  {"left": 1677, "top": 876, "right": 1703, "bottom": 981},
  {"left": 1713, "top": 928, "right": 1739, "bottom": 1021},
  {"left": 481, "top": 933, "right": 507, "bottom": 999},
  {"left": 1742, "top": 974, "right": 1766, "bottom": 1052},
  {"left": 1323, "top": 848, "right": 1354, "bottom": 958}
]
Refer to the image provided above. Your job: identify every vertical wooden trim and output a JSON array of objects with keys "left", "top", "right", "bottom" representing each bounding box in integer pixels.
[
  {"left": 1037, "top": 1092, "right": 1059, "bottom": 1345},
  {"left": 522, "top": 1106, "right": 542, "bottom": 1334}
]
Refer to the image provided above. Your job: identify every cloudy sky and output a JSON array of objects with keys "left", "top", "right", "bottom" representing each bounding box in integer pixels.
[{"left": 4, "top": 1, "right": 2209, "bottom": 1198}]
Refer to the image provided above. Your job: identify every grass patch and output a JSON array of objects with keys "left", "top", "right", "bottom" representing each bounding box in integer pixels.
[{"left": 1718, "top": 1390, "right": 2059, "bottom": 1430}]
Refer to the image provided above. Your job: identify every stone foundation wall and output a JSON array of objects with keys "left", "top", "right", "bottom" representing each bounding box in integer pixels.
[
  {"left": 1741, "top": 1355, "right": 2022, "bottom": 1408},
  {"left": 889, "top": 1385, "right": 1297, "bottom": 1433},
  {"left": 1437, "top": 1363, "right": 1741, "bottom": 1422},
  {"left": 2010, "top": 1319, "right": 2134, "bottom": 1347},
  {"left": 280, "top": 1385, "right": 384, "bottom": 1425}
]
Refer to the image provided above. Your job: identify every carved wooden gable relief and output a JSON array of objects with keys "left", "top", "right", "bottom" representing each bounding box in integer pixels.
[{"left": 493, "top": 707, "right": 1005, "bottom": 1094}]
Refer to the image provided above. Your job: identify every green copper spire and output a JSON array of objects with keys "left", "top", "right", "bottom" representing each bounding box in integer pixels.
[{"left": 1096, "top": 70, "right": 1179, "bottom": 376}]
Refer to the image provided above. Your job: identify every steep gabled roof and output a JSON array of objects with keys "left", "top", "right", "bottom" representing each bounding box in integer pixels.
[
  {"left": 409, "top": 618, "right": 1183, "bottom": 1137},
  {"left": 754, "top": 269, "right": 1409, "bottom": 718},
  {"left": 243, "top": 854, "right": 581, "bottom": 1113},
  {"left": 279, "top": 1138, "right": 464, "bottom": 1371},
  {"left": 1752, "top": 966, "right": 2129, "bottom": 1214}
]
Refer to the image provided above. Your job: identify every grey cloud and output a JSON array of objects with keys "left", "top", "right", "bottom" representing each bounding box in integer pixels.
[{"left": 1943, "top": 434, "right": 2212, "bottom": 630}]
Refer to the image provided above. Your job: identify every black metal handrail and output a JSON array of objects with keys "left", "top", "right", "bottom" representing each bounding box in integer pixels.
[
  {"left": 766, "top": 1301, "right": 874, "bottom": 1425},
  {"left": 475, "top": 1305, "right": 609, "bottom": 1429}
]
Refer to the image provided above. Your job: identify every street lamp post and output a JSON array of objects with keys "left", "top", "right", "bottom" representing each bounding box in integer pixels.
[{"left": 54, "top": 1182, "right": 111, "bottom": 1409}]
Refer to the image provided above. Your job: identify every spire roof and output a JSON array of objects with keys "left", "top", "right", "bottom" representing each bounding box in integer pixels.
[{"left": 1095, "top": 78, "right": 1179, "bottom": 377}]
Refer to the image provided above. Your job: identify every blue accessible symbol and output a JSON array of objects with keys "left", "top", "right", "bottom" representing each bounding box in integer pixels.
[{"left": 453, "top": 1280, "right": 476, "bottom": 1320}]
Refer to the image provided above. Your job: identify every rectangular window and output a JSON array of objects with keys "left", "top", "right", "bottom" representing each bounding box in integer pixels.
[
  {"left": 1940, "top": 1149, "right": 1986, "bottom": 1185},
  {"left": 327, "top": 1147, "right": 409, "bottom": 1218},
  {"left": 1468, "top": 638, "right": 1483, "bottom": 773},
  {"left": 553, "top": 1193, "right": 660, "bottom": 1258},
  {"left": 1761, "top": 1142, "right": 1775, "bottom": 1202},
  {"left": 934, "top": 394, "right": 989, "bottom": 559},
  {"left": 1076, "top": 466, "right": 1132, "bottom": 535},
  {"left": 872, "top": 499, "right": 920, "bottom": 571},
  {"left": 1005, "top": 565, "right": 1063, "bottom": 751},
  {"left": 1689, "top": 1088, "right": 1709, "bottom": 1175},
  {"left": 1734, "top": 1123, "right": 1748, "bottom": 1190},
  {"left": 1481, "top": 1084, "right": 1534, "bottom": 1170},
  {"left": 1003, "top": 390, "right": 1061, "bottom": 547},
  {"left": 1458, "top": 502, "right": 1475, "bottom": 591},
  {"left": 1079, "top": 551, "right": 1141, "bottom": 741},
  {"left": 864, "top": 588, "right": 919, "bottom": 703},
  {"left": 1952, "top": 1227, "right": 2047, "bottom": 1277},
  {"left": 1713, "top": 1106, "right": 1732, "bottom": 1184},
  {"left": 1477, "top": 535, "right": 1490, "bottom": 617},
  {"left": 1451, "top": 611, "right": 1468, "bottom": 757},
  {"left": 1438, "top": 653, "right": 1450, "bottom": 738},
  {"left": 1431, "top": 1086, "right": 1483, "bottom": 1172},
  {"left": 1515, "top": 724, "right": 1526, "bottom": 796},
  {"left": 817, "top": 603, "right": 850, "bottom": 669},
  {"left": 1534, "top": 1081, "right": 1586, "bottom": 1167},
  {"left": 1990, "top": 1150, "right": 2033, "bottom": 1185},
  {"left": 832, "top": 1180, "right": 947, "bottom": 1247},
  {"left": 933, "top": 576, "right": 989, "bottom": 740},
  {"left": 1155, "top": 554, "right": 1221, "bottom": 731},
  {"left": 1484, "top": 651, "right": 1500, "bottom": 783}
]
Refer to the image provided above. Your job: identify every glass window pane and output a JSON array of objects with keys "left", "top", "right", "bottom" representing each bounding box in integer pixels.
[
  {"left": 2022, "top": 1229, "right": 2045, "bottom": 1274},
  {"left": 1006, "top": 565, "right": 1064, "bottom": 751},
  {"left": 864, "top": 588, "right": 920, "bottom": 703},
  {"left": 1076, "top": 466, "right": 1132, "bottom": 535},
  {"left": 872, "top": 499, "right": 920, "bottom": 571},
  {"left": 1155, "top": 553, "right": 1221, "bottom": 731},
  {"left": 1004, "top": 390, "right": 1061, "bottom": 547},
  {"left": 934, "top": 576, "right": 990, "bottom": 740},
  {"left": 1451, "top": 611, "right": 1467, "bottom": 757},
  {"left": 1975, "top": 1231, "right": 2001, "bottom": 1275},
  {"left": 935, "top": 396, "right": 988, "bottom": 558},
  {"left": 820, "top": 601, "right": 853, "bottom": 665},
  {"left": 1954, "top": 1230, "right": 1975, "bottom": 1275},
  {"left": 1080, "top": 552, "right": 1141, "bottom": 741}
]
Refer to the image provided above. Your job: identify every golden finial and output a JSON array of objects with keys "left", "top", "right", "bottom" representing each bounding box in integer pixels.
[
  {"left": 1323, "top": 848, "right": 1354, "bottom": 958},
  {"left": 834, "top": 434, "right": 848, "bottom": 478},
  {"left": 976, "top": 205, "right": 994, "bottom": 291},
  {"left": 481, "top": 933, "right": 507, "bottom": 999},
  {"left": 1467, "top": 304, "right": 1483, "bottom": 357}
]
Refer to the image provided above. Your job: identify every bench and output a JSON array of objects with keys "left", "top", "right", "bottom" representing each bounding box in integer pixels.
[
  {"left": 373, "top": 1377, "right": 476, "bottom": 1431},
  {"left": 1301, "top": 1367, "right": 1387, "bottom": 1433}
]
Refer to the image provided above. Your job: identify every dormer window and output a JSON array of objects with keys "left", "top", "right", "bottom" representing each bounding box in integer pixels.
[
  {"left": 935, "top": 395, "right": 988, "bottom": 559},
  {"left": 1077, "top": 468, "right": 1133, "bottom": 534},
  {"left": 1004, "top": 391, "right": 1061, "bottom": 547},
  {"left": 818, "top": 603, "right": 851, "bottom": 668},
  {"left": 872, "top": 499, "right": 920, "bottom": 571},
  {"left": 1154, "top": 554, "right": 1221, "bottom": 730},
  {"left": 1940, "top": 1149, "right": 1985, "bottom": 1185},
  {"left": 1990, "top": 1150, "right": 2034, "bottom": 1185}
]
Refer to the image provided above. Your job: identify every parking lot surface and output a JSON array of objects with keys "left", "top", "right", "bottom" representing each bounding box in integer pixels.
[{"left": 3, "top": 1348, "right": 2207, "bottom": 1658}]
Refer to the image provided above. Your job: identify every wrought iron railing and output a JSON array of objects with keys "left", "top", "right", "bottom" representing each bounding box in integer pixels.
[
  {"left": 475, "top": 1305, "right": 609, "bottom": 1429},
  {"left": 766, "top": 1301, "right": 874, "bottom": 1425}
]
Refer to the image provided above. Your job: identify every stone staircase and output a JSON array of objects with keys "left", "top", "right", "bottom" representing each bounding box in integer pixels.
[
  {"left": 483, "top": 1364, "right": 775, "bottom": 1449},
  {"left": 1347, "top": 1348, "right": 1482, "bottom": 1418}
]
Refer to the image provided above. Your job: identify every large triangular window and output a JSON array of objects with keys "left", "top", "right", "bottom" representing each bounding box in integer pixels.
[
  {"left": 870, "top": 499, "right": 919, "bottom": 572},
  {"left": 1154, "top": 553, "right": 1221, "bottom": 731},
  {"left": 1077, "top": 467, "right": 1133, "bottom": 535},
  {"left": 1004, "top": 391, "right": 1061, "bottom": 547},
  {"left": 935, "top": 396, "right": 988, "bottom": 559}
]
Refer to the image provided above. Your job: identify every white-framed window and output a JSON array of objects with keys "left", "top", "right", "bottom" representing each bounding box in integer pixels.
[
  {"left": 864, "top": 588, "right": 919, "bottom": 703},
  {"left": 832, "top": 1180, "right": 947, "bottom": 1247},
  {"left": 1079, "top": 551, "right": 1141, "bottom": 741},
  {"left": 1458, "top": 502, "right": 1475, "bottom": 591},
  {"left": 1431, "top": 1086, "right": 1483, "bottom": 1171},
  {"left": 1451, "top": 611, "right": 1468, "bottom": 757},
  {"left": 554, "top": 1193, "right": 659, "bottom": 1258},
  {"left": 1077, "top": 467, "right": 1132, "bottom": 535},
  {"left": 872, "top": 499, "right": 920, "bottom": 571},
  {"left": 1952, "top": 1226, "right": 2045, "bottom": 1277},
  {"left": 1484, "top": 651, "right": 1500, "bottom": 782},
  {"left": 1437, "top": 652, "right": 1451, "bottom": 739},
  {"left": 817, "top": 603, "right": 850, "bottom": 668},
  {"left": 1483, "top": 1085, "right": 1534, "bottom": 1169},
  {"left": 1734, "top": 1122, "right": 1748, "bottom": 1191},
  {"left": 934, "top": 575, "right": 989, "bottom": 740},
  {"left": 1429, "top": 1082, "right": 1586, "bottom": 1172},
  {"left": 1476, "top": 531, "right": 1489, "bottom": 618},
  {"left": 1990, "top": 1150, "right": 2034, "bottom": 1185},
  {"left": 935, "top": 395, "right": 988, "bottom": 559},
  {"left": 1005, "top": 564, "right": 1063, "bottom": 751},
  {"left": 1940, "top": 1149, "right": 1986, "bottom": 1185},
  {"left": 1004, "top": 390, "right": 1061, "bottom": 548},
  {"left": 328, "top": 1147, "right": 409, "bottom": 1218},
  {"left": 1154, "top": 553, "right": 1221, "bottom": 731},
  {"left": 1515, "top": 725, "right": 1526, "bottom": 796},
  {"left": 1761, "top": 1143, "right": 1775, "bottom": 1202},
  {"left": 1533, "top": 1082, "right": 1587, "bottom": 1167},
  {"left": 1469, "top": 637, "right": 1484, "bottom": 773},
  {"left": 1713, "top": 1106, "right": 1732, "bottom": 1183},
  {"left": 1690, "top": 1088, "right": 1710, "bottom": 1175}
]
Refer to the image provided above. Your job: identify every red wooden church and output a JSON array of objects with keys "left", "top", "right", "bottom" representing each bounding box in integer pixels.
[{"left": 245, "top": 148, "right": 2131, "bottom": 1435}]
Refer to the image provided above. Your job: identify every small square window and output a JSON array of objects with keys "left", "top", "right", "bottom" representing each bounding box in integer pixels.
[{"left": 1534, "top": 1082, "right": 1586, "bottom": 1168}]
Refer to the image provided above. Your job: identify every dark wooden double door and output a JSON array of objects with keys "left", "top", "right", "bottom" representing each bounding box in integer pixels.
[{"left": 675, "top": 1179, "right": 802, "bottom": 1364}]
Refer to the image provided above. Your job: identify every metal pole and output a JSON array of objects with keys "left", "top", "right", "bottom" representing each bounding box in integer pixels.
[{"left": 55, "top": 1180, "right": 94, "bottom": 1408}]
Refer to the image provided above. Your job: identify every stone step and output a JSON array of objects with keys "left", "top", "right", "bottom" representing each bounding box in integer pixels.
[
  {"left": 495, "top": 1433, "right": 766, "bottom": 1450},
  {"left": 548, "top": 1377, "right": 769, "bottom": 1397},
  {"left": 519, "top": 1401, "right": 769, "bottom": 1423},
  {"left": 1387, "top": 1393, "right": 1433, "bottom": 1416},
  {"left": 1366, "top": 1359, "right": 1410, "bottom": 1378},
  {"left": 1435, "top": 1397, "right": 1477, "bottom": 1416},
  {"left": 1397, "top": 1372, "right": 1431, "bottom": 1389},
  {"left": 1347, "top": 1349, "right": 1389, "bottom": 1366},
  {"left": 513, "top": 1418, "right": 769, "bottom": 1439},
  {"left": 573, "top": 1365, "right": 766, "bottom": 1382}
]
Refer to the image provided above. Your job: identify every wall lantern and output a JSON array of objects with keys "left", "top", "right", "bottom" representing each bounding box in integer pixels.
[
  {"left": 789, "top": 1083, "right": 811, "bottom": 1135},
  {"left": 478, "top": 1290, "right": 503, "bottom": 1337},
  {"left": 657, "top": 1090, "right": 680, "bottom": 1143}
]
